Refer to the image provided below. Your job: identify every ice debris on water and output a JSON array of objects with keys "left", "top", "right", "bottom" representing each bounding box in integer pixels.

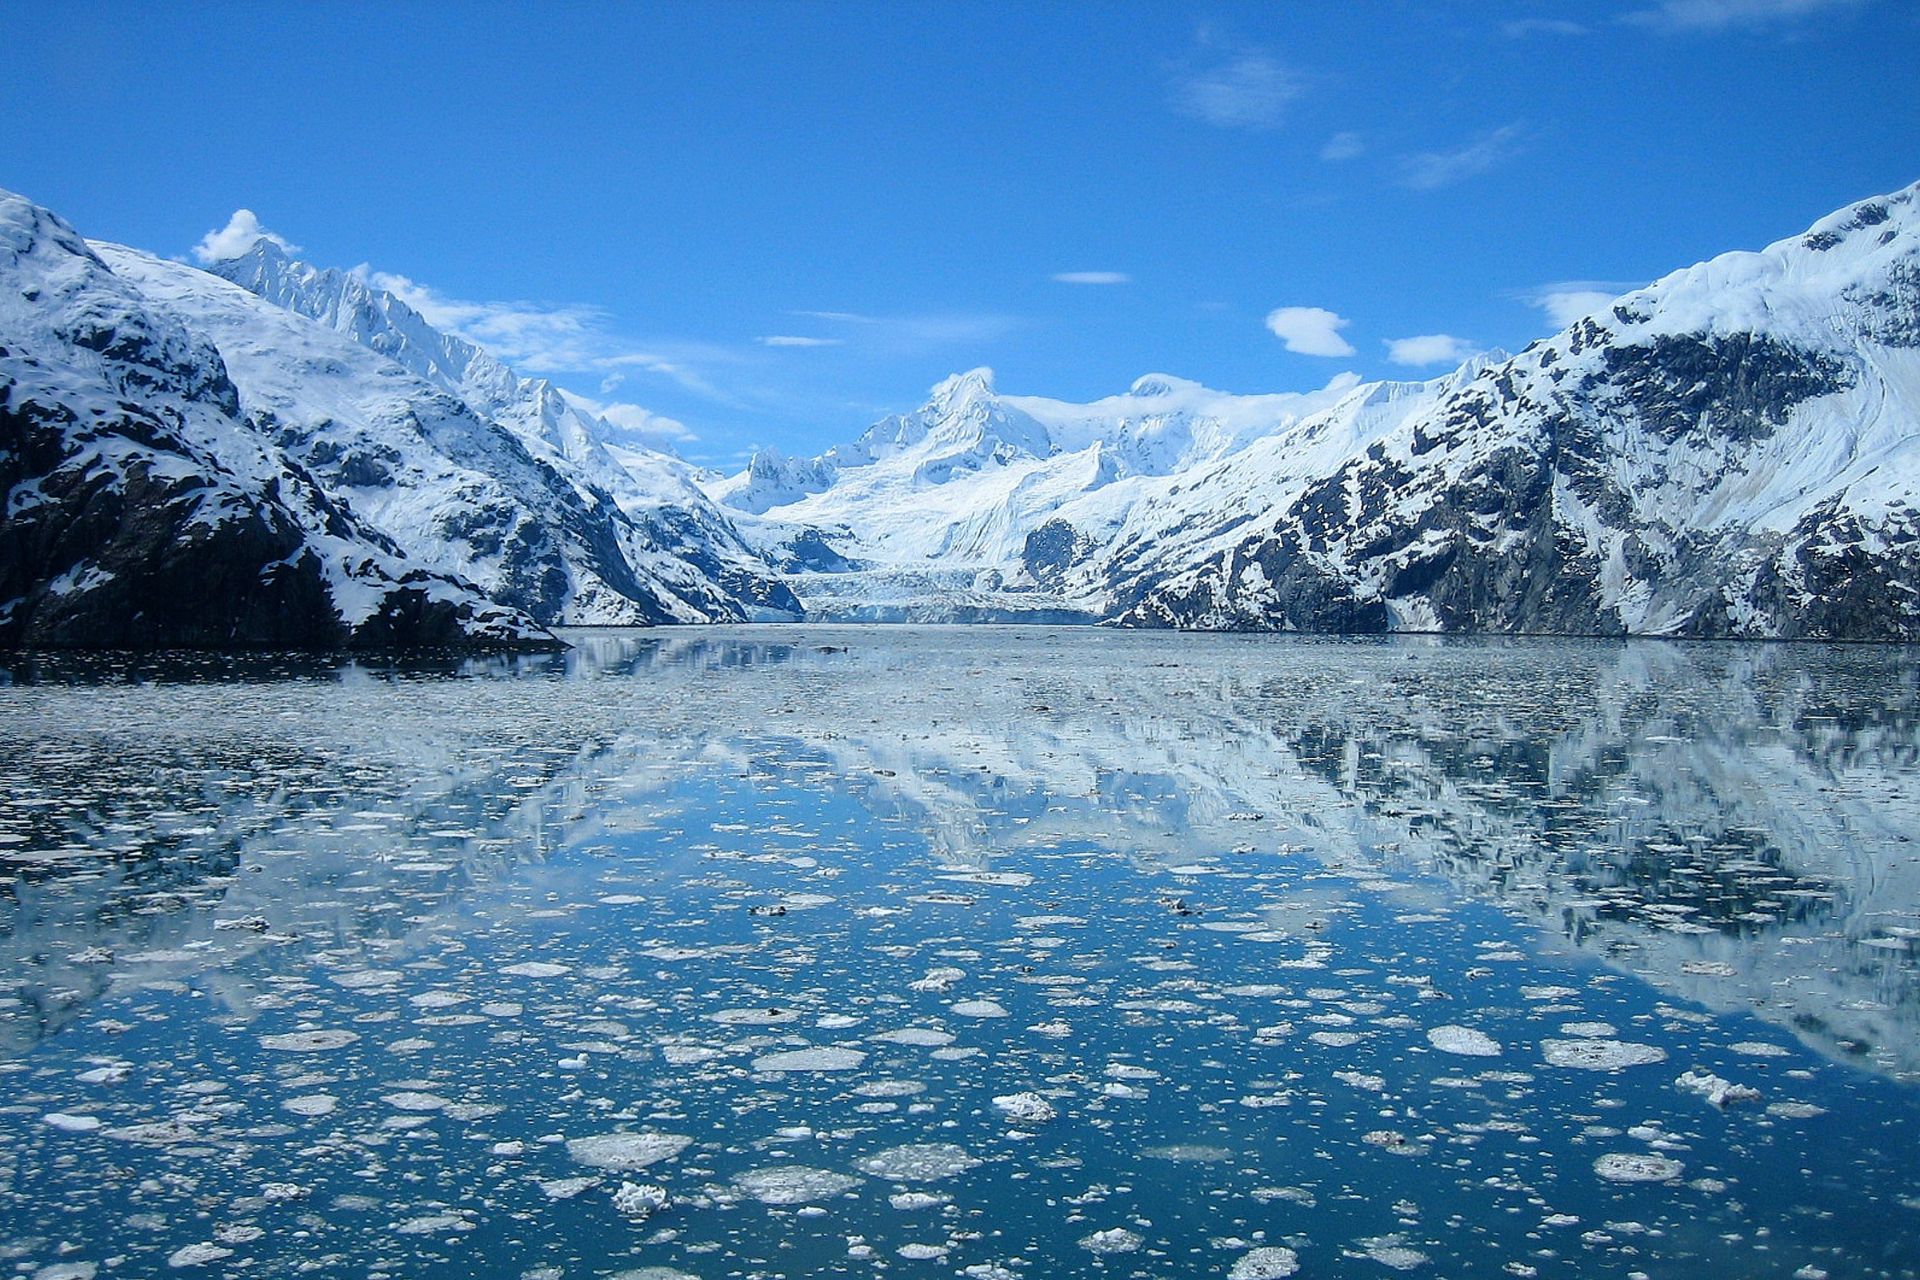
[
  {"left": 259, "top": 1029, "right": 360, "bottom": 1052},
  {"left": 992, "top": 1091, "right": 1057, "bottom": 1124},
  {"left": 566, "top": 1132, "right": 693, "bottom": 1171},
  {"left": 165, "top": 1243, "right": 234, "bottom": 1269},
  {"left": 1594, "top": 1153, "right": 1685, "bottom": 1182},
  {"left": 1427, "top": 1025, "right": 1501, "bottom": 1057},
  {"left": 1675, "top": 1068, "right": 1761, "bottom": 1107},
  {"left": 855, "top": 1143, "right": 982, "bottom": 1182},
  {"left": 1079, "top": 1227, "right": 1144, "bottom": 1254},
  {"left": 753, "top": 1046, "right": 867, "bottom": 1072},
  {"left": 733, "top": 1165, "right": 864, "bottom": 1204},
  {"left": 610, "top": 1181, "right": 670, "bottom": 1219},
  {"left": 1542, "top": 1039, "right": 1668, "bottom": 1070},
  {"left": 1229, "top": 1246, "right": 1301, "bottom": 1279}
]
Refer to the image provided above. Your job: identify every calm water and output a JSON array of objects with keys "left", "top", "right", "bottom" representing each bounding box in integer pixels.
[{"left": 2, "top": 627, "right": 1918, "bottom": 1280}]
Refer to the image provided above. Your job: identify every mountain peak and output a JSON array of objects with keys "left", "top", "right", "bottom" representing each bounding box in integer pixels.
[{"left": 928, "top": 366, "right": 997, "bottom": 407}]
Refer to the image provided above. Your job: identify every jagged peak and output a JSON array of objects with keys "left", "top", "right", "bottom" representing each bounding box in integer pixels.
[{"left": 927, "top": 366, "right": 997, "bottom": 408}]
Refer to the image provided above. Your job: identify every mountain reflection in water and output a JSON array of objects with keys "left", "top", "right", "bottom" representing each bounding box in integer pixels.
[{"left": 4, "top": 628, "right": 1916, "bottom": 1075}]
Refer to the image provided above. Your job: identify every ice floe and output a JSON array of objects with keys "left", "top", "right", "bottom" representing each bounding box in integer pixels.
[{"left": 1428, "top": 1025, "right": 1502, "bottom": 1056}]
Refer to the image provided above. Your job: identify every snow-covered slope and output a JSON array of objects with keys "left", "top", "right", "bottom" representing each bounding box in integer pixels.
[
  {"left": 0, "top": 190, "right": 552, "bottom": 650},
  {"left": 1120, "top": 183, "right": 1920, "bottom": 637},
  {"left": 718, "top": 182, "right": 1920, "bottom": 638},
  {"left": 204, "top": 240, "right": 800, "bottom": 623}
]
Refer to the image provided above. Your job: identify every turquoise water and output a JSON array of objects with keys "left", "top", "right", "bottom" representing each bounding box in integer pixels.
[{"left": 2, "top": 628, "right": 1918, "bottom": 1278}]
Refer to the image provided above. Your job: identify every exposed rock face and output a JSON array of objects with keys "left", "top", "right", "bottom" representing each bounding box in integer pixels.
[{"left": 0, "top": 190, "right": 554, "bottom": 650}]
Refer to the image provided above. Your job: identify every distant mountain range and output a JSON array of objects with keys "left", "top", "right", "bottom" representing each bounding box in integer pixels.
[{"left": 3, "top": 181, "right": 1917, "bottom": 647}]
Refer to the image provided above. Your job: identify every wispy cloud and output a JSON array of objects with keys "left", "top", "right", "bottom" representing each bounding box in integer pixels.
[
  {"left": 1400, "top": 124, "right": 1528, "bottom": 190},
  {"left": 1385, "top": 334, "right": 1483, "bottom": 367},
  {"left": 1319, "top": 131, "right": 1365, "bottom": 162},
  {"left": 365, "top": 270, "right": 735, "bottom": 401},
  {"left": 193, "top": 209, "right": 298, "bottom": 264},
  {"left": 758, "top": 335, "right": 844, "bottom": 347},
  {"left": 1171, "top": 37, "right": 1302, "bottom": 130},
  {"left": 1502, "top": 17, "right": 1591, "bottom": 37},
  {"left": 1624, "top": 0, "right": 1867, "bottom": 30},
  {"left": 1521, "top": 280, "right": 1641, "bottom": 327},
  {"left": 1051, "top": 271, "right": 1132, "bottom": 285},
  {"left": 1265, "top": 306, "right": 1356, "bottom": 357},
  {"left": 794, "top": 308, "right": 1020, "bottom": 354}
]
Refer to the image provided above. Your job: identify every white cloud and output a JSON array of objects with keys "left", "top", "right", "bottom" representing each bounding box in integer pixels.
[
  {"left": 1400, "top": 124, "right": 1528, "bottom": 190},
  {"left": 192, "top": 209, "right": 299, "bottom": 264},
  {"left": 1319, "top": 131, "right": 1365, "bottom": 161},
  {"left": 1523, "top": 281, "right": 1637, "bottom": 327},
  {"left": 758, "top": 335, "right": 845, "bottom": 347},
  {"left": 1265, "top": 306, "right": 1356, "bottom": 357},
  {"left": 1625, "top": 0, "right": 1865, "bottom": 30},
  {"left": 362, "top": 269, "right": 733, "bottom": 400},
  {"left": 1051, "top": 271, "right": 1132, "bottom": 285},
  {"left": 1172, "top": 46, "right": 1301, "bottom": 130},
  {"left": 1385, "top": 334, "right": 1483, "bottom": 367},
  {"left": 596, "top": 401, "right": 698, "bottom": 444}
]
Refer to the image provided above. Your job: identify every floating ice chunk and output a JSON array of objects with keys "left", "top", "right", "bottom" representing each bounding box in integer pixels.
[
  {"left": 501, "top": 962, "right": 572, "bottom": 979},
  {"left": 711, "top": 1008, "right": 803, "bottom": 1025},
  {"left": 1559, "top": 1022, "right": 1617, "bottom": 1039},
  {"left": 1674, "top": 1069, "right": 1761, "bottom": 1107},
  {"left": 910, "top": 967, "right": 965, "bottom": 993},
  {"left": 733, "top": 1165, "right": 863, "bottom": 1204},
  {"left": 951, "top": 1000, "right": 1008, "bottom": 1018},
  {"left": 32, "top": 1264, "right": 97, "bottom": 1280},
  {"left": 567, "top": 1132, "right": 693, "bottom": 1171},
  {"left": 993, "top": 1092, "right": 1057, "bottom": 1124},
  {"left": 754, "top": 1047, "right": 868, "bottom": 1072},
  {"left": 1594, "top": 1153, "right": 1684, "bottom": 1182},
  {"left": 939, "top": 871, "right": 1034, "bottom": 887},
  {"left": 409, "top": 991, "right": 471, "bottom": 1009},
  {"left": 1230, "top": 1246, "right": 1301, "bottom": 1278},
  {"left": 539, "top": 1176, "right": 600, "bottom": 1199},
  {"left": 874, "top": 1028, "right": 955, "bottom": 1047},
  {"left": 855, "top": 1143, "right": 982, "bottom": 1182},
  {"left": 1766, "top": 1102, "right": 1828, "bottom": 1119},
  {"left": 75, "top": 1065, "right": 128, "bottom": 1084},
  {"left": 1729, "top": 1041, "right": 1791, "bottom": 1058},
  {"left": 889, "top": 1191, "right": 949, "bottom": 1210},
  {"left": 382, "top": 1091, "right": 450, "bottom": 1111},
  {"left": 43, "top": 1112, "right": 102, "bottom": 1132},
  {"left": 260, "top": 1030, "right": 360, "bottom": 1052},
  {"left": 1309, "top": 1031, "right": 1363, "bottom": 1047},
  {"left": 283, "top": 1094, "right": 338, "bottom": 1117},
  {"left": 330, "top": 969, "right": 403, "bottom": 989},
  {"left": 611, "top": 1181, "right": 670, "bottom": 1219},
  {"left": 1079, "top": 1227, "right": 1144, "bottom": 1254},
  {"left": 1359, "top": 1239, "right": 1429, "bottom": 1270},
  {"left": 897, "top": 1243, "right": 950, "bottom": 1260},
  {"left": 1428, "top": 1026, "right": 1501, "bottom": 1057},
  {"left": 1542, "top": 1040, "right": 1668, "bottom": 1070},
  {"left": 166, "top": 1244, "right": 233, "bottom": 1268},
  {"left": 261, "top": 1182, "right": 307, "bottom": 1202}
]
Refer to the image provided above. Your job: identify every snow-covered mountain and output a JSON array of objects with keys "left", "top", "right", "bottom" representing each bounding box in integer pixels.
[
  {"left": 716, "top": 181, "right": 1920, "bottom": 638},
  {"left": 0, "top": 190, "right": 551, "bottom": 650},
  {"left": 202, "top": 239, "right": 800, "bottom": 624}
]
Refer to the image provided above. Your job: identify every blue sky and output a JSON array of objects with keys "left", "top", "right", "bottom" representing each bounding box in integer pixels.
[{"left": 6, "top": 1, "right": 1919, "bottom": 465}]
